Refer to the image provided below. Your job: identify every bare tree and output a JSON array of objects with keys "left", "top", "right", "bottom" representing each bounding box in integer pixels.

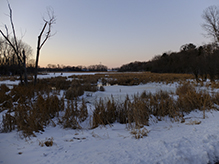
[
  {"left": 34, "top": 8, "right": 56, "bottom": 85},
  {"left": 202, "top": 6, "right": 219, "bottom": 43},
  {"left": 0, "top": 4, "right": 28, "bottom": 85}
]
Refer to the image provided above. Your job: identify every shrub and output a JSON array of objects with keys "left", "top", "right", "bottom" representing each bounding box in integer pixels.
[
  {"left": 65, "top": 87, "right": 84, "bottom": 100},
  {"left": 50, "top": 77, "right": 70, "bottom": 90},
  {"left": 83, "top": 82, "right": 98, "bottom": 92}
]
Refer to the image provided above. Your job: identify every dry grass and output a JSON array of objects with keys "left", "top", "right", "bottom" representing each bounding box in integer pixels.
[
  {"left": 1, "top": 72, "right": 219, "bottom": 138},
  {"left": 65, "top": 87, "right": 84, "bottom": 100},
  {"left": 0, "top": 84, "right": 10, "bottom": 93},
  {"left": 0, "top": 76, "right": 92, "bottom": 136},
  {"left": 131, "top": 127, "right": 149, "bottom": 139},
  {"left": 91, "top": 81, "right": 216, "bottom": 129},
  {"left": 39, "top": 137, "right": 54, "bottom": 147},
  {"left": 59, "top": 100, "right": 81, "bottom": 129},
  {"left": 1, "top": 91, "right": 65, "bottom": 137},
  {"left": 176, "top": 82, "right": 213, "bottom": 118},
  {"left": 78, "top": 98, "right": 88, "bottom": 122},
  {"left": 210, "top": 82, "right": 219, "bottom": 89},
  {"left": 1, "top": 113, "right": 16, "bottom": 132},
  {"left": 59, "top": 98, "right": 88, "bottom": 129},
  {"left": 212, "top": 92, "right": 219, "bottom": 106},
  {"left": 148, "top": 90, "right": 180, "bottom": 121},
  {"left": 0, "top": 76, "right": 18, "bottom": 81},
  {"left": 92, "top": 95, "right": 150, "bottom": 129},
  {"left": 65, "top": 79, "right": 99, "bottom": 100},
  {"left": 105, "top": 72, "right": 193, "bottom": 86},
  {"left": 68, "top": 72, "right": 193, "bottom": 86},
  {"left": 0, "top": 84, "right": 12, "bottom": 111},
  {"left": 176, "top": 82, "right": 195, "bottom": 95}
]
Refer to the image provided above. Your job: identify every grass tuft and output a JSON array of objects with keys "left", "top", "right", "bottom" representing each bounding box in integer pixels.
[{"left": 131, "top": 127, "right": 149, "bottom": 139}]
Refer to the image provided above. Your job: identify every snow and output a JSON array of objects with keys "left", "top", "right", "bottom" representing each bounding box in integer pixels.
[
  {"left": 1, "top": 75, "right": 219, "bottom": 164},
  {"left": 0, "top": 80, "right": 20, "bottom": 88},
  {"left": 37, "top": 72, "right": 100, "bottom": 79},
  {"left": 1, "top": 110, "right": 219, "bottom": 164},
  {"left": 84, "top": 82, "right": 178, "bottom": 104}
]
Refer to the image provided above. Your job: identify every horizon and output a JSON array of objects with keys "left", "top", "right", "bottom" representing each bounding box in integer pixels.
[{"left": 0, "top": 0, "right": 217, "bottom": 68}]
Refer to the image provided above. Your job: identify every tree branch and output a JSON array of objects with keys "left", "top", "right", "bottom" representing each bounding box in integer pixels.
[
  {"left": 8, "top": 3, "right": 19, "bottom": 53},
  {"left": 202, "top": 5, "right": 219, "bottom": 43}
]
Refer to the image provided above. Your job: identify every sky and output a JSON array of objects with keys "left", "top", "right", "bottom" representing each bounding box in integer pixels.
[{"left": 0, "top": 0, "right": 218, "bottom": 68}]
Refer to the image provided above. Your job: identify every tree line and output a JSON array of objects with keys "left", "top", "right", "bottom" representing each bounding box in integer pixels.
[
  {"left": 152, "top": 43, "right": 219, "bottom": 82},
  {"left": 118, "top": 43, "right": 219, "bottom": 82},
  {"left": 39, "top": 64, "right": 108, "bottom": 72},
  {"left": 119, "top": 5, "right": 219, "bottom": 82}
]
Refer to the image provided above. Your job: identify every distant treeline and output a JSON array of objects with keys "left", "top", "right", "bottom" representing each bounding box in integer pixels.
[
  {"left": 39, "top": 64, "right": 108, "bottom": 72},
  {"left": 118, "top": 43, "right": 219, "bottom": 81},
  {"left": 0, "top": 63, "right": 108, "bottom": 75}
]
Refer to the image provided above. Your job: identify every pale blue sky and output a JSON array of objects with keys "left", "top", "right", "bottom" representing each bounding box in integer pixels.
[{"left": 0, "top": 0, "right": 218, "bottom": 68}]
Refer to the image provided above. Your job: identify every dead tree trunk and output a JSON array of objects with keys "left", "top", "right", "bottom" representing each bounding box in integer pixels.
[
  {"left": 34, "top": 8, "right": 55, "bottom": 85},
  {"left": 22, "top": 50, "right": 28, "bottom": 84},
  {"left": 34, "top": 22, "right": 47, "bottom": 85}
]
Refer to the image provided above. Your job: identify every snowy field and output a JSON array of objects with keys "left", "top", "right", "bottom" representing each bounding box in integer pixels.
[{"left": 0, "top": 73, "right": 219, "bottom": 164}]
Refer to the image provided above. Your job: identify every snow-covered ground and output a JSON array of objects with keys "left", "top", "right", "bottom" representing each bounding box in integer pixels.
[
  {"left": 0, "top": 73, "right": 219, "bottom": 164},
  {"left": 84, "top": 82, "right": 178, "bottom": 104},
  {"left": 1, "top": 110, "right": 219, "bottom": 164}
]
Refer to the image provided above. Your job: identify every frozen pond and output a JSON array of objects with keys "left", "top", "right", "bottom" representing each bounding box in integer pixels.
[{"left": 84, "top": 82, "right": 178, "bottom": 104}]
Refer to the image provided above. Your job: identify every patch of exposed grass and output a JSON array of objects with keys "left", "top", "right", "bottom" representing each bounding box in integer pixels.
[
  {"left": 39, "top": 137, "right": 54, "bottom": 147},
  {"left": 131, "top": 127, "right": 149, "bottom": 139}
]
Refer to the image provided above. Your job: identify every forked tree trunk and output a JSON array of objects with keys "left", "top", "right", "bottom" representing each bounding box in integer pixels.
[
  {"left": 34, "top": 39, "right": 41, "bottom": 85},
  {"left": 34, "top": 8, "right": 55, "bottom": 85},
  {"left": 34, "top": 22, "right": 47, "bottom": 85},
  {"left": 22, "top": 50, "right": 28, "bottom": 85}
]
